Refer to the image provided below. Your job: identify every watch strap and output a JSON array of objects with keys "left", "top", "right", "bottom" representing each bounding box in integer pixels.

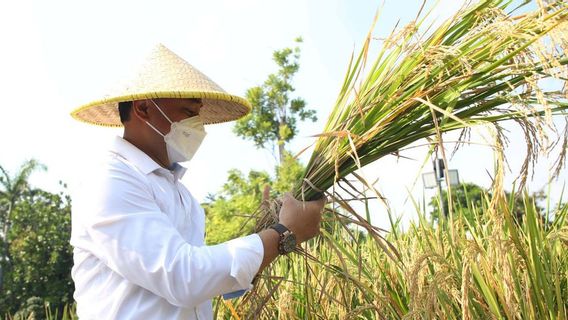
[
  {"left": 270, "top": 223, "right": 289, "bottom": 236},
  {"left": 270, "top": 223, "right": 295, "bottom": 255}
]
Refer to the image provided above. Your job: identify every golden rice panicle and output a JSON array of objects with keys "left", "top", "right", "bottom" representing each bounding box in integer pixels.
[{"left": 296, "top": 0, "right": 568, "bottom": 201}]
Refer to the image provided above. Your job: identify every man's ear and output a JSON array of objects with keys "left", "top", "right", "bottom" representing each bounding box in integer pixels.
[{"left": 131, "top": 100, "right": 150, "bottom": 121}]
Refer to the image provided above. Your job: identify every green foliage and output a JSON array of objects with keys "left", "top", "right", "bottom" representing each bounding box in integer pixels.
[
  {"left": 0, "top": 160, "right": 46, "bottom": 270},
  {"left": 204, "top": 169, "right": 271, "bottom": 245},
  {"left": 204, "top": 152, "right": 305, "bottom": 245},
  {"left": 10, "top": 301, "right": 78, "bottom": 320},
  {"left": 272, "top": 151, "right": 305, "bottom": 194},
  {"left": 1, "top": 187, "right": 74, "bottom": 316},
  {"left": 233, "top": 38, "right": 317, "bottom": 162},
  {"left": 0, "top": 161, "right": 73, "bottom": 317},
  {"left": 429, "top": 182, "right": 485, "bottom": 223},
  {"left": 13, "top": 297, "right": 45, "bottom": 320},
  {"left": 429, "top": 182, "right": 544, "bottom": 223}
]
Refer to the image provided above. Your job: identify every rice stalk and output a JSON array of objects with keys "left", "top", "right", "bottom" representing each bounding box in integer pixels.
[
  {"left": 222, "top": 175, "right": 568, "bottom": 318},
  {"left": 238, "top": 0, "right": 568, "bottom": 318},
  {"left": 295, "top": 0, "right": 568, "bottom": 204}
]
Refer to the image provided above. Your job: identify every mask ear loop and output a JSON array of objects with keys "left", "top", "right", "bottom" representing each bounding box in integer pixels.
[
  {"left": 150, "top": 99, "right": 174, "bottom": 124},
  {"left": 145, "top": 120, "right": 166, "bottom": 137},
  {"left": 145, "top": 99, "right": 173, "bottom": 137}
]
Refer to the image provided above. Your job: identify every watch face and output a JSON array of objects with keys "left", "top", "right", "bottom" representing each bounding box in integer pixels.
[{"left": 280, "top": 234, "right": 297, "bottom": 254}]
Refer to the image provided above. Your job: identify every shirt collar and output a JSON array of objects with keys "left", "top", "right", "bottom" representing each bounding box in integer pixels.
[{"left": 110, "top": 136, "right": 187, "bottom": 180}]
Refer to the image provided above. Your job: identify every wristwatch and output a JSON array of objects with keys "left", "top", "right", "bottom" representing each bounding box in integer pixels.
[{"left": 270, "top": 223, "right": 297, "bottom": 255}]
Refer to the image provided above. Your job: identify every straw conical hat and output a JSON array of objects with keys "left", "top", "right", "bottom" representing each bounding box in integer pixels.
[{"left": 70, "top": 44, "right": 251, "bottom": 126}]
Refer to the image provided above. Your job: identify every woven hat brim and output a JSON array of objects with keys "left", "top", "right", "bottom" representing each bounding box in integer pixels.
[{"left": 70, "top": 91, "right": 251, "bottom": 127}]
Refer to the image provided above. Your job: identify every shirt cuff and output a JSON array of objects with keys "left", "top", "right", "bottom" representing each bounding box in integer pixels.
[{"left": 225, "top": 234, "right": 264, "bottom": 291}]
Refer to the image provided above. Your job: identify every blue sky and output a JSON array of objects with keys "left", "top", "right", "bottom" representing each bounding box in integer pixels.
[{"left": 0, "top": 0, "right": 565, "bottom": 229}]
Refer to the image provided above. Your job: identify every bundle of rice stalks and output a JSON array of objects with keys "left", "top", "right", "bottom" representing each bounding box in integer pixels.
[
  {"left": 254, "top": 0, "right": 568, "bottom": 228},
  {"left": 298, "top": 0, "right": 567, "bottom": 200}
]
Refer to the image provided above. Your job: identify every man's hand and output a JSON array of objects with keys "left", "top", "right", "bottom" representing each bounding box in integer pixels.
[
  {"left": 256, "top": 188, "right": 326, "bottom": 273},
  {"left": 279, "top": 193, "right": 326, "bottom": 243}
]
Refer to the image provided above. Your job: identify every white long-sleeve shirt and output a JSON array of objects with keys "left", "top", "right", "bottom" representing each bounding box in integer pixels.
[{"left": 70, "top": 136, "right": 264, "bottom": 319}]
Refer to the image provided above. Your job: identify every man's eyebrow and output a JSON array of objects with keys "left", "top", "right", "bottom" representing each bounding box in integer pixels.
[{"left": 183, "top": 107, "right": 199, "bottom": 115}]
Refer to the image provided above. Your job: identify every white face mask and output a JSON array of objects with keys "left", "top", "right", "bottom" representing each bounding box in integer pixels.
[{"left": 145, "top": 100, "right": 207, "bottom": 164}]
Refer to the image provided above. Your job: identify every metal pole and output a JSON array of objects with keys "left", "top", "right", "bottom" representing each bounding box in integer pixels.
[
  {"left": 434, "top": 158, "right": 447, "bottom": 218},
  {"left": 437, "top": 177, "right": 446, "bottom": 218}
]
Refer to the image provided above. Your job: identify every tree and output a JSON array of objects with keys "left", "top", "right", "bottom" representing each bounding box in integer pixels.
[
  {"left": 0, "top": 161, "right": 74, "bottom": 317},
  {"left": 0, "top": 160, "right": 45, "bottom": 293},
  {"left": 204, "top": 169, "right": 272, "bottom": 244},
  {"left": 208, "top": 38, "right": 318, "bottom": 244},
  {"left": 429, "top": 183, "right": 544, "bottom": 224},
  {"left": 1, "top": 187, "right": 74, "bottom": 316},
  {"left": 233, "top": 38, "right": 317, "bottom": 163},
  {"left": 13, "top": 297, "right": 45, "bottom": 320},
  {"left": 204, "top": 152, "right": 305, "bottom": 244}
]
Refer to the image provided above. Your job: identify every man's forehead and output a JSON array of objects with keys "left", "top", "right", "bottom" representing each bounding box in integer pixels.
[
  {"left": 154, "top": 98, "right": 202, "bottom": 108},
  {"left": 155, "top": 98, "right": 201, "bottom": 104}
]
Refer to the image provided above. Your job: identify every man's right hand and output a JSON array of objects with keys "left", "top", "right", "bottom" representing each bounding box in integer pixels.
[
  {"left": 256, "top": 189, "right": 326, "bottom": 273},
  {"left": 278, "top": 193, "right": 327, "bottom": 244}
]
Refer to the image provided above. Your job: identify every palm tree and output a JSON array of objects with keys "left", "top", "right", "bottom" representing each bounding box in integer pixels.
[{"left": 0, "top": 159, "right": 45, "bottom": 292}]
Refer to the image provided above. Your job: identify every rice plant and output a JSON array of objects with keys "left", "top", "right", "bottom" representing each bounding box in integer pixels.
[
  {"left": 237, "top": 0, "right": 568, "bottom": 318},
  {"left": 217, "top": 166, "right": 568, "bottom": 319},
  {"left": 295, "top": 0, "right": 567, "bottom": 203}
]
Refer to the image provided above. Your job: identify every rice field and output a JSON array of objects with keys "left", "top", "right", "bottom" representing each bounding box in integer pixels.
[
  {"left": 232, "top": 0, "right": 568, "bottom": 318},
  {"left": 216, "top": 180, "right": 568, "bottom": 319},
  {"left": 15, "top": 0, "right": 568, "bottom": 319},
  {"left": 218, "top": 0, "right": 568, "bottom": 318}
]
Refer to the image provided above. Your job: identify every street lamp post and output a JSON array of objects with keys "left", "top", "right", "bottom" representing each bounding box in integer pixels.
[
  {"left": 422, "top": 158, "right": 460, "bottom": 217},
  {"left": 434, "top": 159, "right": 446, "bottom": 217}
]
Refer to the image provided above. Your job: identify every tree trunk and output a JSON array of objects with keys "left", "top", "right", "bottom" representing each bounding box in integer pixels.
[
  {"left": 0, "top": 201, "right": 13, "bottom": 293},
  {"left": 278, "top": 142, "right": 285, "bottom": 164},
  {"left": 278, "top": 112, "right": 286, "bottom": 164}
]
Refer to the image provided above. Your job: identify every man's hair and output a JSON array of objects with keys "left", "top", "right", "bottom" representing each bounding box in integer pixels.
[
  {"left": 118, "top": 101, "right": 133, "bottom": 123},
  {"left": 119, "top": 98, "right": 203, "bottom": 123}
]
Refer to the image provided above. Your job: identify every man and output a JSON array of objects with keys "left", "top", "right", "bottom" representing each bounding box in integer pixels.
[{"left": 69, "top": 44, "right": 325, "bottom": 319}]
